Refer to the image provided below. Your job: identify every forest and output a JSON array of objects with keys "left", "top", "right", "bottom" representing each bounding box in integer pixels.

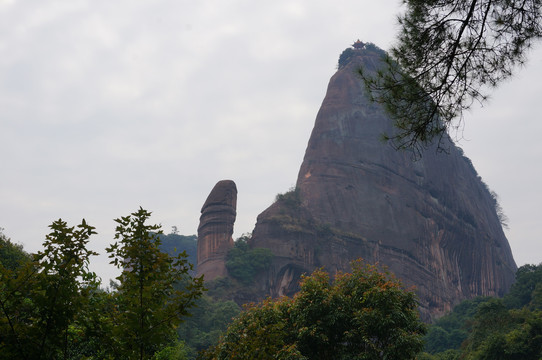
[{"left": 1, "top": 208, "right": 541, "bottom": 359}]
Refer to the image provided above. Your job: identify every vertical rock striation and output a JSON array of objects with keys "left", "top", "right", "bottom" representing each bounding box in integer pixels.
[
  {"left": 250, "top": 45, "right": 517, "bottom": 320},
  {"left": 197, "top": 180, "right": 237, "bottom": 281}
]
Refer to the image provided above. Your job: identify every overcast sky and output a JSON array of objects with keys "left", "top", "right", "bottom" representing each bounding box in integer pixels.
[{"left": 1, "top": 0, "right": 541, "bottom": 283}]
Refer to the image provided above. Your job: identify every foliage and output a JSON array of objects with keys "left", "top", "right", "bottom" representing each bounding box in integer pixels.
[
  {"left": 226, "top": 235, "right": 273, "bottom": 285},
  {"left": 151, "top": 340, "right": 189, "bottom": 360},
  {"left": 66, "top": 286, "right": 118, "bottom": 359},
  {"left": 0, "top": 219, "right": 99, "bottom": 360},
  {"left": 364, "top": 42, "right": 387, "bottom": 57},
  {"left": 504, "top": 263, "right": 542, "bottom": 309},
  {"left": 489, "top": 190, "right": 509, "bottom": 230},
  {"left": 203, "top": 259, "right": 426, "bottom": 360},
  {"left": 338, "top": 48, "right": 355, "bottom": 69},
  {"left": 338, "top": 42, "right": 388, "bottom": 69},
  {"left": 177, "top": 295, "right": 240, "bottom": 358},
  {"left": 0, "top": 229, "right": 31, "bottom": 271},
  {"left": 425, "top": 263, "right": 542, "bottom": 359},
  {"left": 461, "top": 301, "right": 542, "bottom": 359},
  {"left": 106, "top": 207, "right": 205, "bottom": 360},
  {"left": 159, "top": 233, "right": 198, "bottom": 273},
  {"left": 419, "top": 349, "right": 461, "bottom": 360},
  {"left": 424, "top": 297, "right": 490, "bottom": 354},
  {"left": 1, "top": 209, "right": 206, "bottom": 360},
  {"left": 361, "top": 0, "right": 542, "bottom": 152},
  {"left": 201, "top": 297, "right": 306, "bottom": 360},
  {"left": 275, "top": 187, "right": 301, "bottom": 209}
]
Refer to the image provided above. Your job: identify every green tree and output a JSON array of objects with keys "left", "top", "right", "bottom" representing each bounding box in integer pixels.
[
  {"left": 461, "top": 303, "right": 542, "bottom": 359},
  {"left": 504, "top": 263, "right": 542, "bottom": 309},
  {"left": 159, "top": 233, "right": 198, "bottom": 271},
  {"left": 361, "top": 0, "right": 542, "bottom": 151},
  {"left": 419, "top": 349, "right": 461, "bottom": 360},
  {"left": 177, "top": 295, "right": 240, "bottom": 357},
  {"left": 424, "top": 297, "right": 490, "bottom": 354},
  {"left": 226, "top": 235, "right": 273, "bottom": 285},
  {"left": 338, "top": 47, "right": 355, "bottom": 69},
  {"left": 0, "top": 219, "right": 98, "bottom": 360},
  {"left": 423, "top": 264, "right": 542, "bottom": 358},
  {"left": 106, "top": 207, "right": 205, "bottom": 360},
  {"left": 203, "top": 260, "right": 426, "bottom": 360},
  {"left": 201, "top": 297, "right": 306, "bottom": 360},
  {"left": 0, "top": 229, "right": 31, "bottom": 271},
  {"left": 151, "top": 340, "right": 189, "bottom": 360},
  {"left": 64, "top": 285, "right": 118, "bottom": 359}
]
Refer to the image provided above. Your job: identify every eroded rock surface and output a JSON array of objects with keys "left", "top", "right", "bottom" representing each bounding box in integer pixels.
[
  {"left": 250, "top": 46, "right": 517, "bottom": 320},
  {"left": 197, "top": 180, "right": 237, "bottom": 281}
]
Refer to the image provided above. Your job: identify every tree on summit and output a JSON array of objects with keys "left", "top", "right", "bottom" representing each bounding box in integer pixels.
[{"left": 361, "top": 0, "right": 542, "bottom": 152}]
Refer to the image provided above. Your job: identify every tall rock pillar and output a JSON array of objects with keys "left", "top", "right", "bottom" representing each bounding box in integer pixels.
[{"left": 197, "top": 180, "right": 237, "bottom": 281}]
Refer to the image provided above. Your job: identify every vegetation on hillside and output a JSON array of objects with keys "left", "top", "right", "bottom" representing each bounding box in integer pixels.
[
  {"left": 275, "top": 186, "right": 302, "bottom": 209},
  {"left": 159, "top": 233, "right": 198, "bottom": 273},
  {"left": 338, "top": 42, "right": 388, "bottom": 69},
  {"left": 202, "top": 260, "right": 427, "bottom": 360},
  {"left": 421, "top": 263, "right": 542, "bottom": 359},
  {"left": 226, "top": 234, "right": 273, "bottom": 285},
  {"left": 176, "top": 294, "right": 240, "bottom": 358},
  {"left": 3, "top": 220, "right": 542, "bottom": 359}
]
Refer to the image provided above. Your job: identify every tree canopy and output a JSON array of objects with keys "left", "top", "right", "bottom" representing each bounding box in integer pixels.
[
  {"left": 203, "top": 260, "right": 426, "bottom": 360},
  {"left": 0, "top": 229, "right": 30, "bottom": 271},
  {"left": 422, "top": 263, "right": 542, "bottom": 359},
  {"left": 362, "top": 0, "right": 542, "bottom": 152},
  {"left": 0, "top": 219, "right": 99, "bottom": 359},
  {"left": 106, "top": 208, "right": 205, "bottom": 360},
  {"left": 0, "top": 209, "right": 204, "bottom": 360},
  {"left": 225, "top": 235, "right": 273, "bottom": 285}
]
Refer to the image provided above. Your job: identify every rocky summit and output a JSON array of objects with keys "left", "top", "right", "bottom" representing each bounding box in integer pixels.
[{"left": 248, "top": 44, "right": 517, "bottom": 320}]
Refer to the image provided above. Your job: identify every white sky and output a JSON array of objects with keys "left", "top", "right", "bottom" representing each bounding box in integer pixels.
[{"left": 1, "top": 0, "right": 541, "bottom": 283}]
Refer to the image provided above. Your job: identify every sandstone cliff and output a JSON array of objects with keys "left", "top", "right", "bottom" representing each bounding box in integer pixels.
[
  {"left": 249, "top": 45, "right": 517, "bottom": 320},
  {"left": 196, "top": 180, "right": 237, "bottom": 281}
]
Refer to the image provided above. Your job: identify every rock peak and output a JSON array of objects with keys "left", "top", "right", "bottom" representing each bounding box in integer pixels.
[
  {"left": 250, "top": 45, "right": 516, "bottom": 320},
  {"left": 337, "top": 42, "right": 387, "bottom": 70},
  {"left": 196, "top": 180, "right": 237, "bottom": 281}
]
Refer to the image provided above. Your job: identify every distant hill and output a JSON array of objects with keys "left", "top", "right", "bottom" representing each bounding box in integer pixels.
[{"left": 159, "top": 233, "right": 198, "bottom": 272}]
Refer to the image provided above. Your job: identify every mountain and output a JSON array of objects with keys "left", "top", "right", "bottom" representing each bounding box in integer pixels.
[{"left": 247, "top": 44, "right": 517, "bottom": 320}]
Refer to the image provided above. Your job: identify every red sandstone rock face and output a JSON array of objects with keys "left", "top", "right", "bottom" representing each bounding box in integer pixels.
[
  {"left": 250, "top": 46, "right": 517, "bottom": 320},
  {"left": 197, "top": 180, "right": 237, "bottom": 281}
]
